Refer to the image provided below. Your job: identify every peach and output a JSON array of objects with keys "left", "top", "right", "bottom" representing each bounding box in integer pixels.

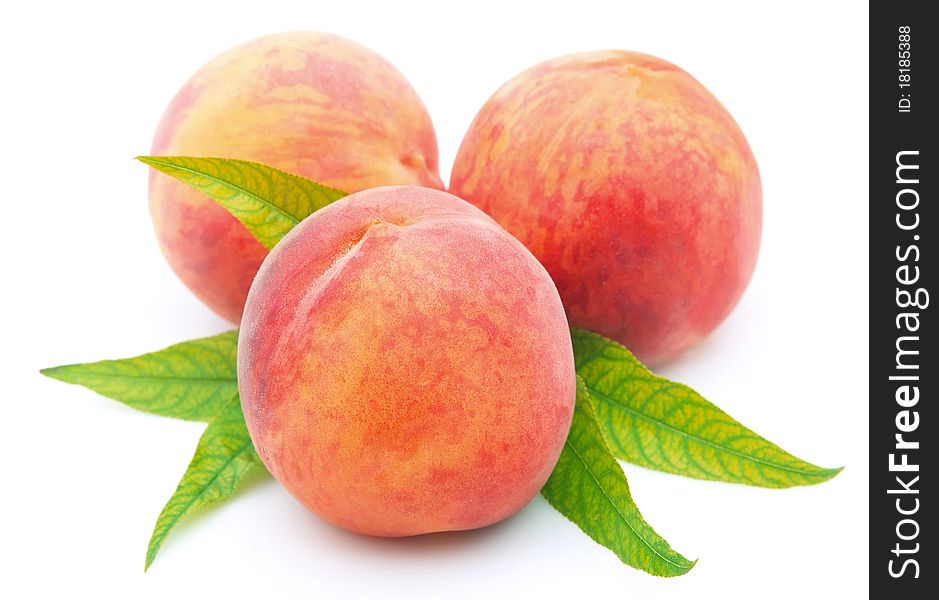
[
  {"left": 149, "top": 32, "right": 442, "bottom": 323},
  {"left": 450, "top": 51, "right": 762, "bottom": 366},
  {"left": 238, "top": 186, "right": 575, "bottom": 536}
]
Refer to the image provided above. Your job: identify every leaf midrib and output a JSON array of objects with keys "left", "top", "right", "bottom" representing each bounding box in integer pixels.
[
  {"left": 586, "top": 384, "right": 833, "bottom": 478},
  {"left": 564, "top": 437, "right": 689, "bottom": 572},
  {"left": 46, "top": 371, "right": 236, "bottom": 384},
  {"left": 143, "top": 158, "right": 300, "bottom": 225}
]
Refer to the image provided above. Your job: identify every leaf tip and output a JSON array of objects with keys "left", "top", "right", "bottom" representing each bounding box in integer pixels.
[
  {"left": 659, "top": 555, "right": 697, "bottom": 578},
  {"left": 145, "top": 530, "right": 162, "bottom": 572},
  {"left": 137, "top": 155, "right": 171, "bottom": 170},
  {"left": 775, "top": 464, "right": 844, "bottom": 488},
  {"left": 798, "top": 464, "right": 844, "bottom": 486},
  {"left": 39, "top": 366, "right": 65, "bottom": 381},
  {"left": 645, "top": 554, "right": 697, "bottom": 578}
]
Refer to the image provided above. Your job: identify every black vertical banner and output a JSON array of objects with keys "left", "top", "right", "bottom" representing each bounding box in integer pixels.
[{"left": 871, "top": 1, "right": 935, "bottom": 595}]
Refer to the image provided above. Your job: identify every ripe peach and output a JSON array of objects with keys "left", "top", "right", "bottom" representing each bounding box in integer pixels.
[
  {"left": 238, "top": 186, "right": 575, "bottom": 536},
  {"left": 450, "top": 51, "right": 762, "bottom": 366},
  {"left": 149, "top": 32, "right": 442, "bottom": 323}
]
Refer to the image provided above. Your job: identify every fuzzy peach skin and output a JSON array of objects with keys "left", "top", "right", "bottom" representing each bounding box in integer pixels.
[
  {"left": 150, "top": 32, "right": 442, "bottom": 323},
  {"left": 450, "top": 51, "right": 762, "bottom": 366},
  {"left": 238, "top": 186, "right": 575, "bottom": 536}
]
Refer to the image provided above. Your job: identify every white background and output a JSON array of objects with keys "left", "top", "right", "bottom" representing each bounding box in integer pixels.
[{"left": 1, "top": 1, "right": 868, "bottom": 598}]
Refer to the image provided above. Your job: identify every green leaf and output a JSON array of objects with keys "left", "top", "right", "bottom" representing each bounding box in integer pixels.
[
  {"left": 145, "top": 393, "right": 261, "bottom": 571},
  {"left": 571, "top": 328, "right": 843, "bottom": 488},
  {"left": 137, "top": 156, "right": 347, "bottom": 249},
  {"left": 542, "top": 376, "right": 695, "bottom": 577},
  {"left": 41, "top": 331, "right": 239, "bottom": 422}
]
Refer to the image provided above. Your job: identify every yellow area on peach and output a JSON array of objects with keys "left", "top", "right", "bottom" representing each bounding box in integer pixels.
[{"left": 147, "top": 32, "right": 442, "bottom": 323}]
